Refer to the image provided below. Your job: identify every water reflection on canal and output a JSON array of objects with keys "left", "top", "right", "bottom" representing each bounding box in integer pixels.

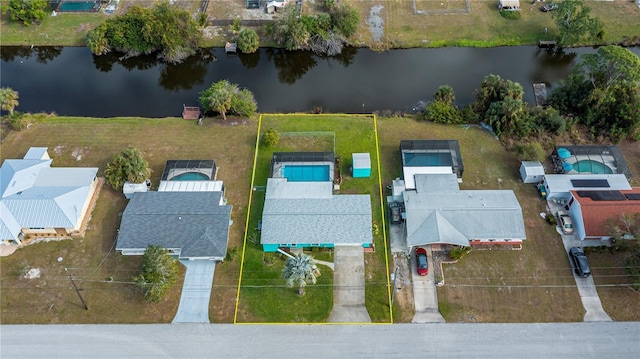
[{"left": 1, "top": 46, "right": 638, "bottom": 117}]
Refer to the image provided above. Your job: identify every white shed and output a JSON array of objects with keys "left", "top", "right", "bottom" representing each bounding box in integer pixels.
[
  {"left": 498, "top": 0, "right": 520, "bottom": 10},
  {"left": 123, "top": 181, "right": 148, "bottom": 199},
  {"left": 519, "top": 161, "right": 545, "bottom": 183}
]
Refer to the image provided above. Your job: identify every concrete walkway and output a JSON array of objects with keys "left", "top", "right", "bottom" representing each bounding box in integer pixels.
[
  {"left": 327, "top": 246, "right": 371, "bottom": 323},
  {"left": 172, "top": 260, "right": 216, "bottom": 323},
  {"left": 411, "top": 247, "right": 445, "bottom": 323}
]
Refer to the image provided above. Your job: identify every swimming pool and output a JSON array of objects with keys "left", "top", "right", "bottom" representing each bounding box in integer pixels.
[
  {"left": 170, "top": 172, "right": 210, "bottom": 181},
  {"left": 58, "top": 1, "right": 97, "bottom": 12},
  {"left": 573, "top": 160, "right": 613, "bottom": 174},
  {"left": 283, "top": 165, "right": 331, "bottom": 182},
  {"left": 403, "top": 152, "right": 453, "bottom": 167}
]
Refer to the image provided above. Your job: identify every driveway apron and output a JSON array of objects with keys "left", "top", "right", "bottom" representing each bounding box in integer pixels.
[
  {"left": 411, "top": 247, "right": 445, "bottom": 323},
  {"left": 328, "top": 246, "right": 371, "bottom": 323},
  {"left": 172, "top": 260, "right": 216, "bottom": 323}
]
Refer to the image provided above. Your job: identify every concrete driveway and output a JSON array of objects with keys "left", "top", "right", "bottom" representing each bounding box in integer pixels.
[
  {"left": 172, "top": 260, "right": 216, "bottom": 323},
  {"left": 558, "top": 227, "right": 612, "bottom": 322},
  {"left": 411, "top": 247, "right": 445, "bottom": 323},
  {"left": 327, "top": 246, "right": 371, "bottom": 323}
]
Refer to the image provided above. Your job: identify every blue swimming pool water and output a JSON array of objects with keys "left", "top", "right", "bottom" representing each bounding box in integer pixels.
[
  {"left": 573, "top": 160, "right": 613, "bottom": 174},
  {"left": 283, "top": 165, "right": 330, "bottom": 182},
  {"left": 404, "top": 152, "right": 453, "bottom": 167},
  {"left": 59, "top": 1, "right": 97, "bottom": 12},
  {"left": 170, "top": 172, "right": 210, "bottom": 181}
]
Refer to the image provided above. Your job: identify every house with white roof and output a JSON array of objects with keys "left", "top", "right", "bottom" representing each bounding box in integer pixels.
[
  {"left": 402, "top": 174, "right": 526, "bottom": 249},
  {"left": 0, "top": 147, "right": 99, "bottom": 244},
  {"left": 260, "top": 152, "right": 373, "bottom": 253}
]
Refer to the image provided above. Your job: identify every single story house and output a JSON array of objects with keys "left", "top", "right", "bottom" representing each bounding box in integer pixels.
[
  {"left": 260, "top": 178, "right": 372, "bottom": 252},
  {"left": 542, "top": 174, "right": 631, "bottom": 202},
  {"left": 116, "top": 191, "right": 232, "bottom": 261},
  {"left": 400, "top": 140, "right": 464, "bottom": 190},
  {"left": 116, "top": 160, "right": 232, "bottom": 261},
  {"left": 565, "top": 188, "right": 640, "bottom": 242},
  {"left": 0, "top": 147, "right": 99, "bottom": 244},
  {"left": 402, "top": 174, "right": 526, "bottom": 248},
  {"left": 260, "top": 151, "right": 372, "bottom": 252}
]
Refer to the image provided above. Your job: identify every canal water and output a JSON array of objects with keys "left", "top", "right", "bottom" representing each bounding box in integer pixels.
[{"left": 1, "top": 46, "right": 638, "bottom": 117}]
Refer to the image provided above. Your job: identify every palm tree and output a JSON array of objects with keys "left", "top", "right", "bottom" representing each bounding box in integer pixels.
[
  {"left": 0, "top": 87, "right": 19, "bottom": 115},
  {"left": 282, "top": 253, "right": 321, "bottom": 296},
  {"left": 199, "top": 80, "right": 237, "bottom": 121}
]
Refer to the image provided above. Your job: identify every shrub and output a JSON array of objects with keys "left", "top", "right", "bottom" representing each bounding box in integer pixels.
[
  {"left": 238, "top": 28, "right": 259, "bottom": 54},
  {"left": 514, "top": 142, "right": 545, "bottom": 162},
  {"left": 422, "top": 100, "right": 463, "bottom": 124},
  {"left": 500, "top": 10, "right": 521, "bottom": 20},
  {"left": 545, "top": 214, "right": 557, "bottom": 226},
  {"left": 262, "top": 128, "right": 280, "bottom": 147},
  {"left": 8, "top": 112, "right": 27, "bottom": 130},
  {"left": 230, "top": 88, "right": 257, "bottom": 117},
  {"left": 449, "top": 246, "right": 470, "bottom": 261}
]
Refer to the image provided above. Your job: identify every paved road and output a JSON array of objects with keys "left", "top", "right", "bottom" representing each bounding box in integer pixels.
[
  {"left": 327, "top": 246, "right": 371, "bottom": 323},
  {"left": 2, "top": 323, "right": 639, "bottom": 358},
  {"left": 411, "top": 247, "right": 445, "bottom": 323},
  {"left": 171, "top": 260, "right": 216, "bottom": 323}
]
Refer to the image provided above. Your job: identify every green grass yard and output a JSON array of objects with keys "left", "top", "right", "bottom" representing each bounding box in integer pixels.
[
  {"left": 235, "top": 114, "right": 392, "bottom": 323},
  {"left": 2, "top": 1, "right": 639, "bottom": 48},
  {"left": 1, "top": 114, "right": 637, "bottom": 323}
]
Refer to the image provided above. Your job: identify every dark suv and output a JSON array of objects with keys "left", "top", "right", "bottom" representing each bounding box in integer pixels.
[{"left": 569, "top": 247, "right": 591, "bottom": 278}]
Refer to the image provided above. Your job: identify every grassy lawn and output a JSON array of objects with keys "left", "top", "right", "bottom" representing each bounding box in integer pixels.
[
  {"left": 350, "top": 0, "right": 640, "bottom": 48},
  {"left": 2, "top": 1, "right": 639, "bottom": 48},
  {"left": 0, "top": 12, "right": 107, "bottom": 46},
  {"left": 236, "top": 114, "right": 392, "bottom": 323},
  {"left": 0, "top": 115, "right": 257, "bottom": 323},
  {"left": 585, "top": 246, "right": 640, "bottom": 321}
]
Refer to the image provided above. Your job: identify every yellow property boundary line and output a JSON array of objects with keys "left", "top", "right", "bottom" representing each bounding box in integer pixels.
[{"left": 233, "top": 113, "right": 392, "bottom": 324}]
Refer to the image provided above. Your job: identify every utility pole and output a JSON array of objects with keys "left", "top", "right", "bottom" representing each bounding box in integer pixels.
[
  {"left": 390, "top": 266, "right": 399, "bottom": 307},
  {"left": 65, "top": 268, "right": 88, "bottom": 310}
]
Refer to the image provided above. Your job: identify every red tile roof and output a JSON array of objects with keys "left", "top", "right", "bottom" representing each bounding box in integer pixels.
[{"left": 572, "top": 188, "right": 640, "bottom": 237}]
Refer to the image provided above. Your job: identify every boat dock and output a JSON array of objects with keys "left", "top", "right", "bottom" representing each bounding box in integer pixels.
[{"left": 533, "top": 83, "right": 547, "bottom": 107}]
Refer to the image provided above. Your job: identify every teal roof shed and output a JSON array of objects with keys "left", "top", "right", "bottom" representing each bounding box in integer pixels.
[{"left": 352, "top": 153, "right": 371, "bottom": 178}]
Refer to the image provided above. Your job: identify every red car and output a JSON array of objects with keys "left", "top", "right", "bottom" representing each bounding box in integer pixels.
[{"left": 416, "top": 247, "right": 429, "bottom": 276}]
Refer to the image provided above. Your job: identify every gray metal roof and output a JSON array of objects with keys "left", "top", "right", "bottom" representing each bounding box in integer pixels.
[
  {"left": 23, "top": 147, "right": 49, "bottom": 160},
  {"left": 0, "top": 159, "right": 52, "bottom": 198},
  {"left": 261, "top": 179, "right": 372, "bottom": 245},
  {"left": 352, "top": 153, "right": 371, "bottom": 169},
  {"left": 1, "top": 151, "right": 98, "bottom": 240},
  {"left": 116, "top": 192, "right": 232, "bottom": 260},
  {"left": 404, "top": 176, "right": 526, "bottom": 247}
]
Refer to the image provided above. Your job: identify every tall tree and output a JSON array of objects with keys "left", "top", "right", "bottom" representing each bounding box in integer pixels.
[
  {"left": 104, "top": 147, "right": 151, "bottom": 191},
  {"left": 550, "top": 46, "right": 640, "bottom": 140},
  {"left": 199, "top": 80, "right": 257, "bottom": 120},
  {"left": 282, "top": 253, "right": 321, "bottom": 296},
  {"left": 2, "top": 0, "right": 48, "bottom": 26},
  {"left": 552, "top": 0, "right": 603, "bottom": 47},
  {"left": 577, "top": 45, "right": 640, "bottom": 90},
  {"left": 199, "top": 80, "right": 237, "bottom": 121},
  {"left": 133, "top": 245, "right": 180, "bottom": 303},
  {"left": 0, "top": 87, "right": 19, "bottom": 115}
]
